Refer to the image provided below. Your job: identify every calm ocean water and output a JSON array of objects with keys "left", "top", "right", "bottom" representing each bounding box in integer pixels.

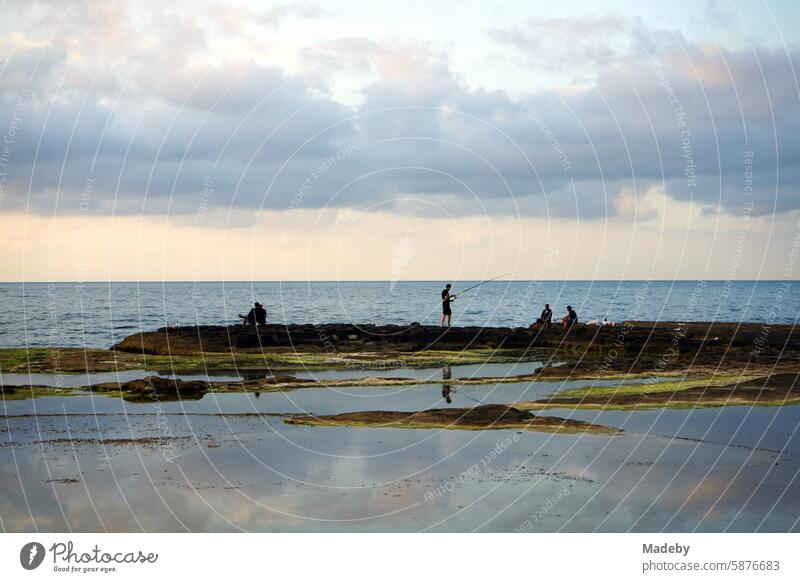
[{"left": 0, "top": 280, "right": 797, "bottom": 348}]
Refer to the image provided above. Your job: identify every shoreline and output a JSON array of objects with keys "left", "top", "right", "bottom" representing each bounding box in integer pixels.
[{"left": 2, "top": 320, "right": 799, "bottom": 410}]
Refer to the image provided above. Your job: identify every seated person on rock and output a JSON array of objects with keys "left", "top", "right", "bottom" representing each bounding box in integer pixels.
[
  {"left": 533, "top": 303, "right": 553, "bottom": 330},
  {"left": 561, "top": 305, "right": 578, "bottom": 329},
  {"left": 240, "top": 302, "right": 267, "bottom": 326}
]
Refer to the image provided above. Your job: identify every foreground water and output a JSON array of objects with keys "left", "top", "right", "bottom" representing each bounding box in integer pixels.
[
  {"left": 1, "top": 280, "right": 797, "bottom": 348},
  {"left": 2, "top": 364, "right": 798, "bottom": 532}
]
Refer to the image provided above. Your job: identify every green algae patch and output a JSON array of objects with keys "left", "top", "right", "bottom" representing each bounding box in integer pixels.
[
  {"left": 0, "top": 386, "right": 88, "bottom": 401},
  {"left": 0, "top": 347, "right": 551, "bottom": 375},
  {"left": 553, "top": 374, "right": 761, "bottom": 399},
  {"left": 0, "top": 347, "right": 185, "bottom": 374},
  {"left": 0, "top": 348, "right": 42, "bottom": 370},
  {"left": 284, "top": 404, "right": 620, "bottom": 435},
  {"left": 209, "top": 347, "right": 549, "bottom": 371},
  {"left": 519, "top": 373, "right": 800, "bottom": 411}
]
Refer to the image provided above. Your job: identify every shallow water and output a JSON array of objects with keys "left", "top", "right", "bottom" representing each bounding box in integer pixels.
[
  {"left": 292, "top": 361, "right": 553, "bottom": 382},
  {"left": 0, "top": 360, "right": 553, "bottom": 390},
  {"left": 2, "top": 363, "right": 799, "bottom": 532},
  {"left": 0, "top": 374, "right": 605, "bottom": 417}
]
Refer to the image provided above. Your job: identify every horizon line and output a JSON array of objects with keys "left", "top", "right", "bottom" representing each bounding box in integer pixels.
[{"left": 0, "top": 279, "right": 795, "bottom": 284}]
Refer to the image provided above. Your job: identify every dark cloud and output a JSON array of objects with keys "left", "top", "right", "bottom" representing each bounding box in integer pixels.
[{"left": 1, "top": 7, "right": 798, "bottom": 222}]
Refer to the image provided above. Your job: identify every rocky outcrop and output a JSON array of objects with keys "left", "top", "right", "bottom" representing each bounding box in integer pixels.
[
  {"left": 112, "top": 323, "right": 538, "bottom": 355},
  {"left": 285, "top": 404, "right": 620, "bottom": 434},
  {"left": 91, "top": 376, "right": 209, "bottom": 401},
  {"left": 111, "top": 321, "right": 800, "bottom": 357}
]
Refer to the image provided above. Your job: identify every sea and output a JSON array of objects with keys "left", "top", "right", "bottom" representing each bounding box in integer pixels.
[
  {"left": 3, "top": 279, "right": 800, "bottom": 533},
  {"left": 0, "top": 280, "right": 797, "bottom": 348}
]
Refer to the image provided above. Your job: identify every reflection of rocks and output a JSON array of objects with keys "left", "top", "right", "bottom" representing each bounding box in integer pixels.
[{"left": 285, "top": 404, "right": 620, "bottom": 435}]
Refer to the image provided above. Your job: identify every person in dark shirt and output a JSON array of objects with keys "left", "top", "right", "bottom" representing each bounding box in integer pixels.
[
  {"left": 535, "top": 303, "right": 553, "bottom": 330},
  {"left": 240, "top": 308, "right": 255, "bottom": 326},
  {"left": 562, "top": 305, "right": 578, "bottom": 329},
  {"left": 254, "top": 303, "right": 267, "bottom": 325},
  {"left": 240, "top": 302, "right": 267, "bottom": 326},
  {"left": 441, "top": 284, "right": 456, "bottom": 327}
]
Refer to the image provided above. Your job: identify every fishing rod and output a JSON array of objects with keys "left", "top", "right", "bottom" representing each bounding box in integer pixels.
[{"left": 453, "top": 273, "right": 510, "bottom": 297}]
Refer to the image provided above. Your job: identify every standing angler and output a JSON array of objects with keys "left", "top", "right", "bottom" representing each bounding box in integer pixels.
[{"left": 441, "top": 284, "right": 456, "bottom": 327}]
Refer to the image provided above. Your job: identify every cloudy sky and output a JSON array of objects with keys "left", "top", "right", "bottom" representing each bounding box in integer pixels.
[{"left": 1, "top": 0, "right": 799, "bottom": 281}]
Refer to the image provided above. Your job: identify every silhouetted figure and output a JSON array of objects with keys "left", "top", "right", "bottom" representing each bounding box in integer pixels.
[
  {"left": 441, "top": 284, "right": 456, "bottom": 327},
  {"left": 441, "top": 365, "right": 453, "bottom": 404},
  {"left": 534, "top": 303, "right": 553, "bottom": 330},
  {"left": 240, "top": 302, "right": 267, "bottom": 326},
  {"left": 255, "top": 303, "right": 267, "bottom": 325},
  {"left": 562, "top": 305, "right": 578, "bottom": 330}
]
